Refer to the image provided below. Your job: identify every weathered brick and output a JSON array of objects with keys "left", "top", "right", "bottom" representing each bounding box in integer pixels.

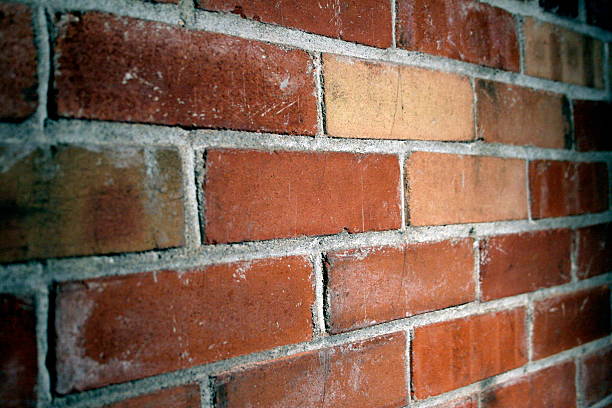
[
  {"left": 524, "top": 18, "right": 604, "bottom": 88},
  {"left": 0, "top": 294, "right": 37, "bottom": 408},
  {"left": 539, "top": 0, "right": 579, "bottom": 18},
  {"left": 573, "top": 100, "right": 612, "bottom": 152},
  {"left": 412, "top": 308, "right": 527, "bottom": 398},
  {"left": 529, "top": 160, "right": 608, "bottom": 219},
  {"left": 586, "top": 0, "right": 612, "bottom": 31},
  {"left": 204, "top": 149, "right": 401, "bottom": 243},
  {"left": 54, "top": 12, "right": 317, "bottom": 134},
  {"left": 431, "top": 396, "right": 478, "bottom": 408},
  {"left": 532, "top": 286, "right": 611, "bottom": 360},
  {"left": 55, "top": 256, "right": 314, "bottom": 393},
  {"left": 582, "top": 346, "right": 612, "bottom": 406},
  {"left": 324, "top": 54, "right": 473, "bottom": 141},
  {"left": 0, "top": 145, "right": 184, "bottom": 262},
  {"left": 0, "top": 3, "right": 37, "bottom": 121},
  {"left": 325, "top": 239, "right": 474, "bottom": 333},
  {"left": 480, "top": 229, "right": 572, "bottom": 301},
  {"left": 577, "top": 223, "right": 611, "bottom": 279},
  {"left": 106, "top": 385, "right": 200, "bottom": 408},
  {"left": 476, "top": 80, "right": 569, "bottom": 148},
  {"left": 481, "top": 362, "right": 576, "bottom": 408},
  {"left": 396, "top": 0, "right": 519, "bottom": 71},
  {"left": 197, "top": 0, "right": 392, "bottom": 48},
  {"left": 214, "top": 333, "right": 407, "bottom": 408},
  {"left": 406, "top": 152, "right": 527, "bottom": 226}
]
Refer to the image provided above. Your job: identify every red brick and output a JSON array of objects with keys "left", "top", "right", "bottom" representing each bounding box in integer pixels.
[
  {"left": 396, "top": 0, "right": 519, "bottom": 71},
  {"left": 0, "top": 3, "right": 37, "bottom": 121},
  {"left": 204, "top": 149, "right": 401, "bottom": 243},
  {"left": 532, "top": 286, "right": 611, "bottom": 360},
  {"left": 573, "top": 100, "right": 612, "bottom": 152},
  {"left": 54, "top": 12, "right": 317, "bottom": 135},
  {"left": 197, "top": 0, "right": 392, "bottom": 48},
  {"left": 0, "top": 145, "right": 184, "bottom": 262},
  {"left": 430, "top": 396, "right": 478, "bottom": 408},
  {"left": 406, "top": 152, "right": 527, "bottom": 226},
  {"left": 214, "top": 333, "right": 407, "bottom": 408},
  {"left": 0, "top": 294, "right": 37, "bottom": 408},
  {"left": 325, "top": 239, "right": 474, "bottom": 333},
  {"left": 106, "top": 385, "right": 200, "bottom": 408},
  {"left": 529, "top": 160, "right": 608, "bottom": 219},
  {"left": 582, "top": 346, "right": 612, "bottom": 406},
  {"left": 524, "top": 18, "right": 604, "bottom": 88},
  {"left": 55, "top": 256, "right": 314, "bottom": 393},
  {"left": 480, "top": 229, "right": 572, "bottom": 301},
  {"left": 577, "top": 223, "right": 612, "bottom": 279},
  {"left": 476, "top": 80, "right": 569, "bottom": 148},
  {"left": 481, "top": 362, "right": 576, "bottom": 408},
  {"left": 412, "top": 308, "right": 527, "bottom": 398}
]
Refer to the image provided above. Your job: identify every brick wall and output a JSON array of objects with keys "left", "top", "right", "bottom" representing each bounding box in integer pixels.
[{"left": 0, "top": 0, "right": 610, "bottom": 407}]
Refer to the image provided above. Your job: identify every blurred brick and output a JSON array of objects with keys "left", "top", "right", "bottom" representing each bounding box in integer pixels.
[
  {"left": 577, "top": 223, "right": 612, "bottom": 279},
  {"left": 573, "top": 100, "right": 612, "bottom": 152},
  {"left": 582, "top": 346, "right": 612, "bottom": 406}
]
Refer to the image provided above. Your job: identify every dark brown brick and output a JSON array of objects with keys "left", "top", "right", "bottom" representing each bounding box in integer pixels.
[
  {"left": 204, "top": 149, "right": 401, "bottom": 243},
  {"left": 577, "top": 223, "right": 612, "bottom": 279},
  {"left": 54, "top": 12, "right": 317, "bottom": 135},
  {"left": 586, "top": 0, "right": 612, "bottom": 31},
  {"left": 0, "top": 145, "right": 184, "bottom": 262},
  {"left": 197, "top": 0, "right": 392, "bottom": 48},
  {"left": 396, "top": 0, "right": 519, "bottom": 71},
  {"left": 0, "top": 294, "right": 37, "bottom": 408},
  {"left": 573, "top": 100, "right": 612, "bottom": 152},
  {"left": 105, "top": 384, "right": 200, "bottom": 408},
  {"left": 0, "top": 3, "right": 37, "bottom": 121},
  {"left": 55, "top": 256, "right": 314, "bottom": 393},
  {"left": 539, "top": 0, "right": 579, "bottom": 18},
  {"left": 214, "top": 333, "right": 407, "bottom": 408},
  {"left": 582, "top": 346, "right": 612, "bottom": 406}
]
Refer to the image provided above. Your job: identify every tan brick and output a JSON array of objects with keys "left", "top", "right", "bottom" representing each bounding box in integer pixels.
[
  {"left": 406, "top": 152, "right": 527, "bottom": 226},
  {"left": 323, "top": 54, "right": 473, "bottom": 141},
  {"left": 524, "top": 18, "right": 604, "bottom": 88}
]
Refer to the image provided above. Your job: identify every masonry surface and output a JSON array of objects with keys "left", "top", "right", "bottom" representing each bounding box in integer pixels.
[{"left": 0, "top": 0, "right": 611, "bottom": 407}]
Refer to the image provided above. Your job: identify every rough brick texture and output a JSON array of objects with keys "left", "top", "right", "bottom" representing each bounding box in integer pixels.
[
  {"left": 214, "top": 333, "right": 407, "bottom": 408},
  {"left": 0, "top": 294, "right": 37, "bottom": 408},
  {"left": 0, "top": 145, "right": 184, "bottom": 262},
  {"left": 105, "top": 385, "right": 200, "bottom": 408},
  {"left": 476, "top": 80, "right": 569, "bottom": 148},
  {"left": 406, "top": 152, "right": 527, "bottom": 226},
  {"left": 532, "top": 286, "right": 611, "bottom": 360},
  {"left": 197, "top": 0, "right": 392, "bottom": 48},
  {"left": 324, "top": 54, "right": 473, "bottom": 141},
  {"left": 54, "top": 12, "right": 317, "bottom": 134},
  {"left": 325, "top": 239, "right": 474, "bottom": 333},
  {"left": 582, "top": 347, "right": 612, "bottom": 406},
  {"left": 431, "top": 396, "right": 478, "bottom": 408},
  {"left": 0, "top": 3, "right": 37, "bottom": 121},
  {"left": 479, "top": 229, "right": 572, "bottom": 301},
  {"left": 577, "top": 223, "right": 611, "bottom": 279},
  {"left": 412, "top": 308, "right": 527, "bottom": 398},
  {"left": 204, "top": 149, "right": 401, "bottom": 243},
  {"left": 396, "top": 0, "right": 519, "bottom": 71},
  {"left": 524, "top": 18, "right": 604, "bottom": 88},
  {"left": 573, "top": 100, "right": 612, "bottom": 152},
  {"left": 55, "top": 256, "right": 314, "bottom": 393},
  {"left": 481, "top": 362, "right": 576, "bottom": 408},
  {"left": 529, "top": 160, "right": 608, "bottom": 219}
]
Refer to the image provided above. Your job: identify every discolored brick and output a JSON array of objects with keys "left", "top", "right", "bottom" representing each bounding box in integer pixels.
[
  {"left": 214, "top": 333, "right": 407, "bottom": 408},
  {"left": 529, "top": 160, "right": 608, "bottom": 219},
  {"left": 0, "top": 145, "right": 184, "bottom": 262},
  {"left": 54, "top": 12, "right": 317, "bottom": 134},
  {"left": 0, "top": 3, "right": 38, "bottom": 121},
  {"left": 532, "top": 286, "right": 611, "bottom": 360},
  {"left": 479, "top": 229, "right": 572, "bottom": 301},
  {"left": 325, "top": 239, "right": 475, "bottom": 333},
  {"left": 324, "top": 54, "right": 473, "bottom": 141},
  {"left": 105, "top": 384, "right": 200, "bottom": 408},
  {"left": 577, "top": 223, "right": 612, "bottom": 279},
  {"left": 0, "top": 294, "right": 37, "bottom": 408},
  {"left": 55, "top": 256, "right": 314, "bottom": 393},
  {"left": 581, "top": 346, "right": 612, "bottom": 406},
  {"left": 197, "top": 0, "right": 392, "bottom": 48},
  {"left": 412, "top": 308, "right": 527, "bottom": 398},
  {"left": 476, "top": 80, "right": 569, "bottom": 148},
  {"left": 524, "top": 18, "right": 604, "bottom": 88},
  {"left": 431, "top": 396, "right": 478, "bottom": 408},
  {"left": 204, "top": 149, "right": 401, "bottom": 243},
  {"left": 406, "top": 152, "right": 527, "bottom": 226},
  {"left": 573, "top": 100, "right": 612, "bottom": 152},
  {"left": 396, "top": 0, "right": 519, "bottom": 71}
]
